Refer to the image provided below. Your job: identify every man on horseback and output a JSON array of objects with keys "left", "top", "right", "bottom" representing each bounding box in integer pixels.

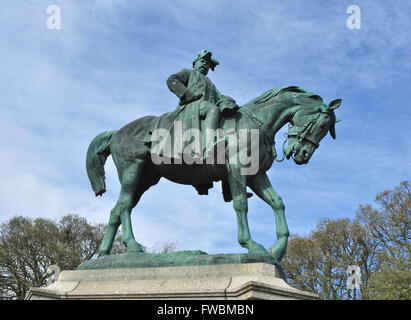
[
  {"left": 167, "top": 49, "right": 247, "bottom": 201},
  {"left": 166, "top": 49, "right": 239, "bottom": 160}
]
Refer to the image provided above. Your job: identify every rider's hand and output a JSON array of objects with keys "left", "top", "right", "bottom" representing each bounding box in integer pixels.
[{"left": 180, "top": 91, "right": 203, "bottom": 105}]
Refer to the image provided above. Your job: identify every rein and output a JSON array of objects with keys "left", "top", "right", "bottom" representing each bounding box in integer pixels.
[
  {"left": 287, "top": 111, "right": 329, "bottom": 149},
  {"left": 241, "top": 106, "right": 329, "bottom": 163},
  {"left": 241, "top": 106, "right": 285, "bottom": 162}
]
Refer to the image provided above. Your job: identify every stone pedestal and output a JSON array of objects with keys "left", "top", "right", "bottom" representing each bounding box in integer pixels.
[{"left": 26, "top": 263, "right": 318, "bottom": 300}]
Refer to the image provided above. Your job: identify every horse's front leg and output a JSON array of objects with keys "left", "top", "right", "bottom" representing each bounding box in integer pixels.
[
  {"left": 248, "top": 172, "right": 289, "bottom": 262},
  {"left": 227, "top": 165, "right": 270, "bottom": 257}
]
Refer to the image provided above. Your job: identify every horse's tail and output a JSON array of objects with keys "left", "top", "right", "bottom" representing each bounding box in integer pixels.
[{"left": 86, "top": 130, "right": 117, "bottom": 196}]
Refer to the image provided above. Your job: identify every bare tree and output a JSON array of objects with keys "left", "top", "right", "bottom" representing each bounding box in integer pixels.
[{"left": 147, "top": 241, "right": 178, "bottom": 254}]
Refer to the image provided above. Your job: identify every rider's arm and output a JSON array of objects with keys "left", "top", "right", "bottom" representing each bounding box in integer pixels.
[
  {"left": 167, "top": 69, "right": 202, "bottom": 105},
  {"left": 215, "top": 87, "right": 223, "bottom": 101},
  {"left": 216, "top": 88, "right": 239, "bottom": 111},
  {"left": 167, "top": 69, "right": 191, "bottom": 99},
  {"left": 215, "top": 88, "right": 238, "bottom": 108}
]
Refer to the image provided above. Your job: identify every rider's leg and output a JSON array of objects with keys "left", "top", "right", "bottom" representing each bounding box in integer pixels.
[{"left": 200, "top": 104, "right": 221, "bottom": 160}]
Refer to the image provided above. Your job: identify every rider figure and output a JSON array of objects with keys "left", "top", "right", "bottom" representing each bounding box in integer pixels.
[
  {"left": 166, "top": 49, "right": 238, "bottom": 160},
  {"left": 167, "top": 50, "right": 251, "bottom": 202}
]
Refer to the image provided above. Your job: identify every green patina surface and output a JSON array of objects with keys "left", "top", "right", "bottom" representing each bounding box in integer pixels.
[
  {"left": 85, "top": 50, "right": 342, "bottom": 268},
  {"left": 77, "top": 251, "right": 282, "bottom": 275}
]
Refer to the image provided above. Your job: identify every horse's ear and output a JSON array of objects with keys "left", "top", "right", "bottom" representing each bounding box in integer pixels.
[
  {"left": 329, "top": 124, "right": 336, "bottom": 139},
  {"left": 328, "top": 99, "right": 342, "bottom": 110}
]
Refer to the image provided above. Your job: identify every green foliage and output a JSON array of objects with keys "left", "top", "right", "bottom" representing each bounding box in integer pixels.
[
  {"left": 357, "top": 180, "right": 410, "bottom": 299},
  {"left": 0, "top": 214, "right": 106, "bottom": 300},
  {"left": 283, "top": 180, "right": 410, "bottom": 300},
  {"left": 283, "top": 218, "right": 378, "bottom": 299}
]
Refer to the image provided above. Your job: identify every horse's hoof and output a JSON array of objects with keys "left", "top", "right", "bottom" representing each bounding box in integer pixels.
[
  {"left": 98, "top": 251, "right": 109, "bottom": 258},
  {"left": 126, "top": 241, "right": 144, "bottom": 253},
  {"left": 247, "top": 242, "right": 271, "bottom": 258},
  {"left": 270, "top": 243, "right": 285, "bottom": 262}
]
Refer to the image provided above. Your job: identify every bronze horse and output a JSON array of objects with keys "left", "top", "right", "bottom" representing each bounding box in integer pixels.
[{"left": 86, "top": 86, "right": 341, "bottom": 262}]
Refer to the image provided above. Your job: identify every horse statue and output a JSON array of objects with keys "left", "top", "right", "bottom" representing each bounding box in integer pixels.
[{"left": 86, "top": 85, "right": 341, "bottom": 263}]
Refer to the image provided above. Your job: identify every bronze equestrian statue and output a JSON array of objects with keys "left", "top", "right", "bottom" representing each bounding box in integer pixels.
[{"left": 86, "top": 50, "right": 342, "bottom": 263}]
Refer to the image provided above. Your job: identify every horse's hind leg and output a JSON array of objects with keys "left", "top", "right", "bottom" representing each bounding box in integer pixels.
[
  {"left": 98, "top": 204, "right": 121, "bottom": 256},
  {"left": 98, "top": 160, "right": 146, "bottom": 256}
]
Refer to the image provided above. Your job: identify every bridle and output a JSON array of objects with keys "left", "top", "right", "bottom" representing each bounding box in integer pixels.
[
  {"left": 241, "top": 106, "right": 330, "bottom": 163},
  {"left": 276, "top": 110, "right": 331, "bottom": 162},
  {"left": 287, "top": 112, "right": 325, "bottom": 148}
]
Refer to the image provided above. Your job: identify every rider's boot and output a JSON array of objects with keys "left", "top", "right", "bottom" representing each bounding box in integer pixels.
[{"left": 202, "top": 108, "right": 221, "bottom": 162}]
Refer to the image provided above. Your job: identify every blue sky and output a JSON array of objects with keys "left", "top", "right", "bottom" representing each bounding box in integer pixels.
[{"left": 0, "top": 0, "right": 410, "bottom": 254}]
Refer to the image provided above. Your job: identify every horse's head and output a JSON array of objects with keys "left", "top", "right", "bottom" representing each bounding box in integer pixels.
[{"left": 284, "top": 98, "right": 341, "bottom": 165}]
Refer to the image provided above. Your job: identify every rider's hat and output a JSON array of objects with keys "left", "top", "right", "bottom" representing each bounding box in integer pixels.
[{"left": 192, "top": 49, "right": 219, "bottom": 71}]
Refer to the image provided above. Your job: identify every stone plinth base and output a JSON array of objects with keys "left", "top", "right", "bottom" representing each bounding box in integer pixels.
[{"left": 26, "top": 263, "right": 318, "bottom": 300}]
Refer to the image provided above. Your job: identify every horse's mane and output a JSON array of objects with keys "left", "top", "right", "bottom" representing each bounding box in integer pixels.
[
  {"left": 243, "top": 85, "right": 323, "bottom": 108},
  {"left": 242, "top": 85, "right": 338, "bottom": 139}
]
